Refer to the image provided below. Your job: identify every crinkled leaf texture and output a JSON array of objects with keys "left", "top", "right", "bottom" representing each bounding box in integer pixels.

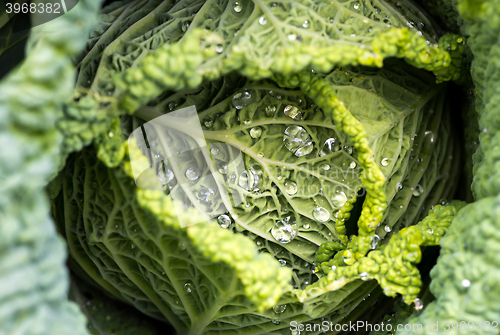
[
  {"left": 50, "top": 0, "right": 466, "bottom": 334},
  {"left": 56, "top": 58, "right": 459, "bottom": 334}
]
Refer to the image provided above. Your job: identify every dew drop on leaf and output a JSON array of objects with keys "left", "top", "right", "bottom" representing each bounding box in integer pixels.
[
  {"left": 321, "top": 164, "right": 331, "bottom": 171},
  {"left": 343, "top": 145, "right": 353, "bottom": 154},
  {"left": 413, "top": 184, "right": 423, "bottom": 197},
  {"left": 294, "top": 141, "right": 313, "bottom": 157},
  {"left": 259, "top": 16, "right": 267, "bottom": 25},
  {"left": 233, "top": 1, "right": 242, "bottom": 12},
  {"left": 238, "top": 170, "right": 250, "bottom": 189},
  {"left": 312, "top": 207, "right": 330, "bottom": 222},
  {"left": 250, "top": 127, "right": 262, "bottom": 138},
  {"left": 204, "top": 119, "right": 213, "bottom": 128},
  {"left": 303, "top": 223, "right": 310, "bottom": 229},
  {"left": 414, "top": 298, "right": 423, "bottom": 310},
  {"left": 278, "top": 259, "right": 286, "bottom": 267},
  {"left": 319, "top": 138, "right": 341, "bottom": 156},
  {"left": 217, "top": 215, "right": 232, "bottom": 228},
  {"left": 181, "top": 21, "right": 190, "bottom": 32},
  {"left": 265, "top": 105, "right": 277, "bottom": 116},
  {"left": 273, "top": 304, "right": 286, "bottom": 313},
  {"left": 396, "top": 182, "right": 403, "bottom": 191},
  {"left": 215, "top": 44, "right": 223, "bottom": 53},
  {"left": 283, "top": 105, "right": 303, "bottom": 120},
  {"left": 177, "top": 241, "right": 187, "bottom": 250},
  {"left": 183, "top": 283, "right": 192, "bottom": 293},
  {"left": 381, "top": 158, "right": 389, "bottom": 166},
  {"left": 371, "top": 234, "right": 380, "bottom": 249},
  {"left": 331, "top": 191, "right": 347, "bottom": 207},
  {"left": 218, "top": 162, "right": 228, "bottom": 174},
  {"left": 302, "top": 20, "right": 310, "bottom": 28},
  {"left": 284, "top": 180, "right": 298, "bottom": 195},
  {"left": 210, "top": 147, "right": 219, "bottom": 155},
  {"left": 288, "top": 34, "right": 297, "bottom": 40},
  {"left": 271, "top": 216, "right": 297, "bottom": 243},
  {"left": 349, "top": 161, "right": 357, "bottom": 169},
  {"left": 231, "top": 90, "right": 252, "bottom": 109},
  {"left": 384, "top": 225, "right": 391, "bottom": 232},
  {"left": 197, "top": 187, "right": 215, "bottom": 202},
  {"left": 185, "top": 167, "right": 200, "bottom": 181},
  {"left": 462, "top": 279, "right": 471, "bottom": 287},
  {"left": 283, "top": 125, "right": 312, "bottom": 156},
  {"left": 272, "top": 320, "right": 281, "bottom": 325},
  {"left": 158, "top": 168, "right": 174, "bottom": 186},
  {"left": 168, "top": 101, "right": 177, "bottom": 111}
]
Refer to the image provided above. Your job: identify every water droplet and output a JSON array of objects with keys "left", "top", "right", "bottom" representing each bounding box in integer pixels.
[
  {"left": 250, "top": 127, "right": 262, "bottom": 138},
  {"left": 414, "top": 298, "right": 423, "bottom": 310},
  {"left": 349, "top": 161, "right": 357, "bottom": 169},
  {"left": 259, "top": 16, "right": 267, "bottom": 25},
  {"left": 178, "top": 241, "right": 187, "bottom": 250},
  {"left": 130, "top": 243, "right": 135, "bottom": 249},
  {"left": 272, "top": 319, "right": 281, "bottom": 325},
  {"left": 294, "top": 141, "right": 313, "bottom": 157},
  {"left": 198, "top": 187, "right": 215, "bottom": 202},
  {"left": 319, "top": 138, "right": 341, "bottom": 156},
  {"left": 184, "top": 283, "right": 192, "bottom": 293},
  {"left": 331, "top": 191, "right": 347, "bottom": 207},
  {"left": 360, "top": 272, "right": 369, "bottom": 280},
  {"left": 283, "top": 125, "right": 313, "bottom": 157},
  {"left": 158, "top": 168, "right": 174, "bottom": 186},
  {"left": 215, "top": 44, "right": 223, "bottom": 53},
  {"left": 462, "top": 279, "right": 471, "bottom": 287},
  {"left": 439, "top": 198, "right": 448, "bottom": 206},
  {"left": 239, "top": 170, "right": 250, "bottom": 189},
  {"left": 343, "top": 145, "right": 353, "bottom": 154},
  {"left": 233, "top": 1, "right": 242, "bottom": 12},
  {"left": 384, "top": 225, "right": 391, "bottom": 232},
  {"left": 302, "top": 20, "right": 310, "bottom": 28},
  {"left": 278, "top": 259, "right": 286, "bottom": 266},
  {"left": 321, "top": 164, "right": 331, "bottom": 171},
  {"left": 218, "top": 162, "right": 228, "bottom": 174},
  {"left": 108, "top": 132, "right": 114, "bottom": 138},
  {"left": 257, "top": 152, "right": 264, "bottom": 158},
  {"left": 413, "top": 184, "right": 423, "bottom": 197},
  {"left": 276, "top": 94, "right": 282, "bottom": 100},
  {"left": 396, "top": 182, "right": 403, "bottom": 191},
  {"left": 381, "top": 158, "right": 389, "bottom": 166},
  {"left": 168, "top": 101, "right": 177, "bottom": 110},
  {"left": 185, "top": 167, "right": 200, "bottom": 181},
  {"left": 271, "top": 216, "right": 297, "bottom": 243},
  {"left": 210, "top": 147, "right": 219, "bottom": 155},
  {"left": 265, "top": 105, "right": 277, "bottom": 116},
  {"left": 303, "top": 223, "right": 310, "bottom": 229},
  {"left": 283, "top": 105, "right": 303, "bottom": 120},
  {"left": 217, "top": 214, "right": 232, "bottom": 228},
  {"left": 204, "top": 119, "right": 213, "bottom": 128},
  {"left": 231, "top": 90, "right": 252, "bottom": 109},
  {"left": 312, "top": 207, "right": 330, "bottom": 222},
  {"left": 181, "top": 21, "right": 190, "bottom": 32},
  {"left": 273, "top": 304, "right": 286, "bottom": 313},
  {"left": 284, "top": 180, "right": 298, "bottom": 195},
  {"left": 371, "top": 235, "right": 380, "bottom": 249},
  {"left": 288, "top": 33, "right": 297, "bottom": 40},
  {"left": 243, "top": 119, "right": 251, "bottom": 125}
]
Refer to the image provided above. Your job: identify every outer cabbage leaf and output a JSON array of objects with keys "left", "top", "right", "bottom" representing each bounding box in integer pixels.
[{"left": 0, "top": 0, "right": 102, "bottom": 333}]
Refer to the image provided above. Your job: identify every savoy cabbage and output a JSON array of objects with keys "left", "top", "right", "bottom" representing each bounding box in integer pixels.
[{"left": 0, "top": 0, "right": 498, "bottom": 334}]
